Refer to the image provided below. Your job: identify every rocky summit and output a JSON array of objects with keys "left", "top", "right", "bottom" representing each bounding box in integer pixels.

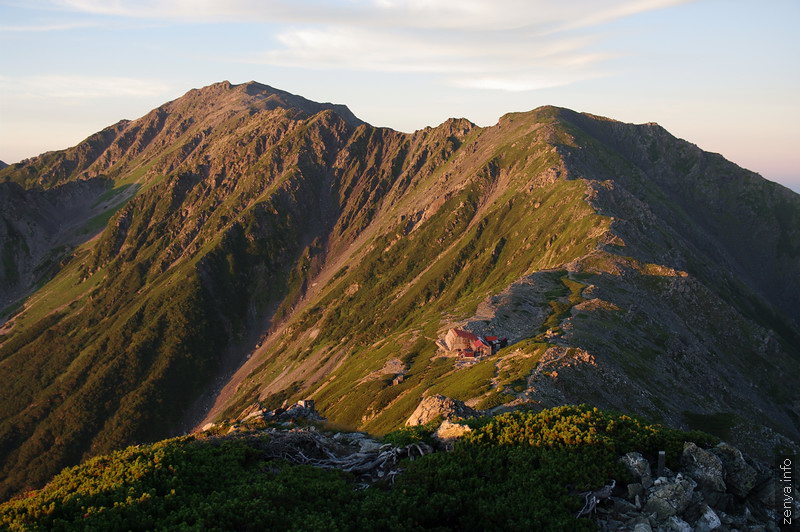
[{"left": 0, "top": 80, "right": 798, "bottom": 502}]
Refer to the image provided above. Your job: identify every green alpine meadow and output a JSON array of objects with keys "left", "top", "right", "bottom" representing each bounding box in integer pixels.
[{"left": 0, "top": 81, "right": 798, "bottom": 529}]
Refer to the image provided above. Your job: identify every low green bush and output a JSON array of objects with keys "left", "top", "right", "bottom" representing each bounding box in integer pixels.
[
  {"left": 0, "top": 405, "right": 717, "bottom": 531},
  {"left": 381, "top": 420, "right": 439, "bottom": 447}
]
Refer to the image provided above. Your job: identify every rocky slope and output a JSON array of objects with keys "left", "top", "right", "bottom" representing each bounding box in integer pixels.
[
  {"left": 0, "top": 178, "right": 112, "bottom": 312},
  {"left": 0, "top": 81, "right": 798, "bottom": 499}
]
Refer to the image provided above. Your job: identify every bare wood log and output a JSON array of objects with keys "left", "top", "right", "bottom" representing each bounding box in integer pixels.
[{"left": 575, "top": 479, "right": 616, "bottom": 518}]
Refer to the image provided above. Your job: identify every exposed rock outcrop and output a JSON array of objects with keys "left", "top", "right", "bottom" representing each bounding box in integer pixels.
[
  {"left": 433, "top": 419, "right": 473, "bottom": 445},
  {"left": 406, "top": 395, "right": 478, "bottom": 426},
  {"left": 711, "top": 443, "right": 758, "bottom": 498},
  {"left": 0, "top": 178, "right": 111, "bottom": 311},
  {"left": 643, "top": 474, "right": 696, "bottom": 520},
  {"left": 622, "top": 452, "right": 654, "bottom": 489},
  {"left": 595, "top": 441, "right": 795, "bottom": 531},
  {"left": 681, "top": 442, "right": 726, "bottom": 495},
  {"left": 239, "top": 399, "right": 326, "bottom": 424}
]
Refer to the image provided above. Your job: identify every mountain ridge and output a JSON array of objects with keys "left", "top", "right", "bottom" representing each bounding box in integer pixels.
[{"left": 0, "top": 81, "right": 798, "bottom": 500}]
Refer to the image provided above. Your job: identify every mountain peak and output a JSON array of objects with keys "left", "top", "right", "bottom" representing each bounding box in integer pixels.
[{"left": 177, "top": 80, "right": 363, "bottom": 127}]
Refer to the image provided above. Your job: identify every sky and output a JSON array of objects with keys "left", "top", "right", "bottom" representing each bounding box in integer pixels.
[{"left": 1, "top": 0, "right": 798, "bottom": 192}]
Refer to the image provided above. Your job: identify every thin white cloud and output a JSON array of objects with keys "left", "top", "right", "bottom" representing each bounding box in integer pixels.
[
  {"left": 261, "top": 27, "right": 600, "bottom": 72},
  {"left": 248, "top": 24, "right": 615, "bottom": 91},
  {"left": 49, "top": 0, "right": 690, "bottom": 30},
  {"left": 34, "top": 0, "right": 692, "bottom": 92},
  {"left": 454, "top": 78, "right": 569, "bottom": 93},
  {"left": 549, "top": 0, "right": 692, "bottom": 33},
  {"left": 452, "top": 68, "right": 609, "bottom": 92},
  {"left": 246, "top": 25, "right": 616, "bottom": 93},
  {"left": 0, "top": 21, "right": 96, "bottom": 32},
  {"left": 2, "top": 75, "right": 172, "bottom": 99}
]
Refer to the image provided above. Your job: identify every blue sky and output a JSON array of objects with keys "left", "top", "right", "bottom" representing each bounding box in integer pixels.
[{"left": 1, "top": 0, "right": 798, "bottom": 191}]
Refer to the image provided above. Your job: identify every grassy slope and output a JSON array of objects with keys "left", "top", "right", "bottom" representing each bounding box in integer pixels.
[
  {"left": 0, "top": 105, "right": 360, "bottom": 499},
  {"left": 218, "top": 106, "right": 800, "bottom": 452},
  {"left": 221, "top": 110, "right": 613, "bottom": 434}
]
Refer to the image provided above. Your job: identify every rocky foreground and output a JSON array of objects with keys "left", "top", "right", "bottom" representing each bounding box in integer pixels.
[{"left": 595, "top": 443, "right": 786, "bottom": 532}]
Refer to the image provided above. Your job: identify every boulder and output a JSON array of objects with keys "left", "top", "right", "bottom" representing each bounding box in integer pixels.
[
  {"left": 405, "top": 395, "right": 477, "bottom": 426},
  {"left": 711, "top": 442, "right": 757, "bottom": 498},
  {"left": 718, "top": 509, "right": 747, "bottom": 529},
  {"left": 706, "top": 491, "right": 733, "bottom": 513},
  {"left": 239, "top": 402, "right": 263, "bottom": 418},
  {"left": 693, "top": 503, "right": 722, "bottom": 532},
  {"left": 644, "top": 474, "right": 696, "bottom": 519},
  {"left": 681, "top": 442, "right": 726, "bottom": 494},
  {"left": 434, "top": 419, "right": 473, "bottom": 442},
  {"left": 243, "top": 408, "right": 266, "bottom": 421},
  {"left": 621, "top": 452, "right": 653, "bottom": 489},
  {"left": 664, "top": 516, "right": 693, "bottom": 532},
  {"left": 276, "top": 400, "right": 326, "bottom": 422},
  {"left": 610, "top": 496, "right": 637, "bottom": 515},
  {"left": 627, "top": 482, "right": 645, "bottom": 500},
  {"left": 749, "top": 476, "right": 779, "bottom": 508}
]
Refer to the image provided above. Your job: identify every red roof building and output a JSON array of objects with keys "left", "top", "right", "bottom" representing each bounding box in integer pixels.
[
  {"left": 445, "top": 328, "right": 480, "bottom": 351},
  {"left": 471, "top": 339, "right": 492, "bottom": 357}
]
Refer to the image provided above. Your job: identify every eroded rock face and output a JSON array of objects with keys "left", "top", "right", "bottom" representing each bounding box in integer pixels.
[
  {"left": 0, "top": 178, "right": 111, "bottom": 310},
  {"left": 405, "top": 395, "right": 478, "bottom": 426}
]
